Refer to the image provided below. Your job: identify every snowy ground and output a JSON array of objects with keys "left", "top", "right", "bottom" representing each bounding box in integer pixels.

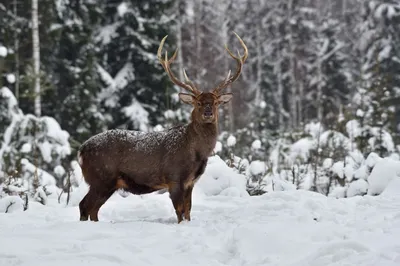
[{"left": 1, "top": 178, "right": 400, "bottom": 266}]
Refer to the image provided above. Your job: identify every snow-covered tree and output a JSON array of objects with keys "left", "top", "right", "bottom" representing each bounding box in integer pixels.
[{"left": 95, "top": 0, "right": 175, "bottom": 131}]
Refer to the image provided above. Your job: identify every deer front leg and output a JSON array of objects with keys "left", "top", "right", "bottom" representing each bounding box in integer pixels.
[
  {"left": 183, "top": 185, "right": 193, "bottom": 221},
  {"left": 168, "top": 183, "right": 184, "bottom": 223}
]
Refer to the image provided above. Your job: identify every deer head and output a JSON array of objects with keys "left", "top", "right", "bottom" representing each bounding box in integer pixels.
[{"left": 157, "top": 32, "right": 248, "bottom": 124}]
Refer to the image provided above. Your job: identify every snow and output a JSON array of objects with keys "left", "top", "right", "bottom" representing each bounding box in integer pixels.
[
  {"left": 95, "top": 22, "right": 120, "bottom": 45},
  {"left": 1, "top": 186, "right": 400, "bottom": 265},
  {"left": 248, "top": 160, "right": 266, "bottom": 176},
  {"left": 367, "top": 157, "right": 400, "bottom": 195},
  {"left": 213, "top": 141, "right": 222, "bottom": 153},
  {"left": 6, "top": 73, "right": 16, "bottom": 84},
  {"left": 54, "top": 165, "right": 66, "bottom": 177},
  {"left": 322, "top": 158, "right": 333, "bottom": 169},
  {"left": 328, "top": 186, "right": 347, "bottom": 198},
  {"left": 289, "top": 138, "right": 314, "bottom": 163},
  {"left": 331, "top": 161, "right": 345, "bottom": 179},
  {"left": 195, "top": 155, "right": 248, "bottom": 197},
  {"left": 41, "top": 116, "right": 71, "bottom": 156},
  {"left": 365, "top": 152, "right": 382, "bottom": 168},
  {"left": 0, "top": 196, "right": 24, "bottom": 213},
  {"left": 20, "top": 143, "right": 32, "bottom": 153},
  {"left": 117, "top": 2, "right": 129, "bottom": 17},
  {"left": 305, "top": 121, "right": 323, "bottom": 138},
  {"left": 347, "top": 179, "right": 369, "bottom": 197},
  {"left": 226, "top": 135, "right": 236, "bottom": 147},
  {"left": 354, "top": 165, "right": 369, "bottom": 180},
  {"left": 20, "top": 159, "right": 57, "bottom": 187},
  {"left": 0, "top": 46, "right": 7, "bottom": 57},
  {"left": 39, "top": 140, "right": 53, "bottom": 163},
  {"left": 251, "top": 139, "right": 262, "bottom": 150},
  {"left": 122, "top": 98, "right": 150, "bottom": 132}
]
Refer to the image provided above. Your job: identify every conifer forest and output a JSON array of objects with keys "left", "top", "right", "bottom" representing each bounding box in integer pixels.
[{"left": 0, "top": 0, "right": 400, "bottom": 203}]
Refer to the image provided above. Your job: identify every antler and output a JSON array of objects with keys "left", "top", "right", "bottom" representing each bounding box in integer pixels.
[
  {"left": 213, "top": 32, "right": 248, "bottom": 95},
  {"left": 158, "top": 36, "right": 201, "bottom": 96}
]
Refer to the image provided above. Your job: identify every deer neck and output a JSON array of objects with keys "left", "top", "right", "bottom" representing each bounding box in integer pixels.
[{"left": 188, "top": 121, "right": 218, "bottom": 157}]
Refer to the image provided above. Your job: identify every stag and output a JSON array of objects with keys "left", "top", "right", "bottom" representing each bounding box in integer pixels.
[{"left": 77, "top": 32, "right": 248, "bottom": 223}]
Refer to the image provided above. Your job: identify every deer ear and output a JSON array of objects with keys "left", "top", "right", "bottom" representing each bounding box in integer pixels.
[
  {"left": 179, "top": 93, "right": 195, "bottom": 105},
  {"left": 218, "top": 93, "right": 233, "bottom": 104}
]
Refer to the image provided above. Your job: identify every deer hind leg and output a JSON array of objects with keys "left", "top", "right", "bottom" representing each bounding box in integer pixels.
[
  {"left": 89, "top": 188, "right": 116, "bottom": 222},
  {"left": 168, "top": 183, "right": 184, "bottom": 223},
  {"left": 79, "top": 187, "right": 98, "bottom": 221}
]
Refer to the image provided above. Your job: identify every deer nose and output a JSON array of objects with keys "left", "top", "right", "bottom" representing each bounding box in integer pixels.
[{"left": 204, "top": 105, "right": 213, "bottom": 117}]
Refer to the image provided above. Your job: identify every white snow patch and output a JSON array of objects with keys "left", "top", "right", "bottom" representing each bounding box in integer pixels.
[
  {"left": 20, "top": 159, "right": 56, "bottom": 187},
  {"left": 0, "top": 196, "right": 24, "bottom": 213},
  {"left": 305, "top": 121, "right": 323, "bottom": 138},
  {"left": 122, "top": 98, "right": 150, "bottom": 132},
  {"left": 366, "top": 152, "right": 382, "bottom": 168},
  {"left": 367, "top": 157, "right": 400, "bottom": 195},
  {"left": 322, "top": 158, "right": 333, "bottom": 169},
  {"left": 195, "top": 155, "right": 248, "bottom": 197},
  {"left": 347, "top": 179, "right": 369, "bottom": 197},
  {"left": 20, "top": 143, "right": 32, "bottom": 153},
  {"left": 251, "top": 139, "right": 262, "bottom": 150},
  {"left": 117, "top": 2, "right": 129, "bottom": 16},
  {"left": 331, "top": 161, "right": 345, "bottom": 179},
  {"left": 328, "top": 186, "right": 347, "bottom": 198},
  {"left": 0, "top": 46, "right": 7, "bottom": 57},
  {"left": 248, "top": 160, "right": 266, "bottom": 176},
  {"left": 6, "top": 73, "right": 16, "bottom": 84},
  {"left": 54, "top": 165, "right": 66, "bottom": 177},
  {"left": 226, "top": 135, "right": 236, "bottom": 147},
  {"left": 354, "top": 165, "right": 369, "bottom": 180},
  {"left": 290, "top": 138, "right": 314, "bottom": 163},
  {"left": 213, "top": 141, "right": 222, "bottom": 154},
  {"left": 38, "top": 140, "right": 52, "bottom": 163}
]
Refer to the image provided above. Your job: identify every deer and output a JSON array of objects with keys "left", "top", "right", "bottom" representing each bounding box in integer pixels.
[{"left": 77, "top": 32, "right": 248, "bottom": 223}]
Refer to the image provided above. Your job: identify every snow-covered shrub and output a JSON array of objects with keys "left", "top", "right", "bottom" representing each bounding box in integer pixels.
[
  {"left": 0, "top": 87, "right": 70, "bottom": 206},
  {"left": 0, "top": 195, "right": 25, "bottom": 213},
  {"left": 194, "top": 155, "right": 249, "bottom": 197}
]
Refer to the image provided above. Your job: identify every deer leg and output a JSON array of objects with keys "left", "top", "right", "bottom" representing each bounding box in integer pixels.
[
  {"left": 168, "top": 183, "right": 184, "bottom": 223},
  {"left": 89, "top": 188, "right": 116, "bottom": 222},
  {"left": 183, "top": 186, "right": 193, "bottom": 221},
  {"left": 79, "top": 187, "right": 98, "bottom": 221}
]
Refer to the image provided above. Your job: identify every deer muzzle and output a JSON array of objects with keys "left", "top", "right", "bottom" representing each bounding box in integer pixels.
[{"left": 203, "top": 104, "right": 213, "bottom": 118}]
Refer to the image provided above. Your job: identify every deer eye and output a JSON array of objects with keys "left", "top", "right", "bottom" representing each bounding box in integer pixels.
[{"left": 197, "top": 102, "right": 201, "bottom": 106}]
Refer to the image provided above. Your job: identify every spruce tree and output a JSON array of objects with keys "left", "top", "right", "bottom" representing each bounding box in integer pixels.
[
  {"left": 46, "top": 0, "right": 106, "bottom": 147},
  {"left": 96, "top": 0, "right": 175, "bottom": 131}
]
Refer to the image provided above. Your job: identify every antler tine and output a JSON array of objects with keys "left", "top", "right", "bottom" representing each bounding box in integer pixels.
[
  {"left": 213, "top": 32, "right": 248, "bottom": 95},
  {"left": 158, "top": 35, "right": 201, "bottom": 96}
]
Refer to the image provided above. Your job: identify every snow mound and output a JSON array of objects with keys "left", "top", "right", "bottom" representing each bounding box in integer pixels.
[
  {"left": 347, "top": 179, "right": 368, "bottom": 197},
  {"left": 195, "top": 155, "right": 249, "bottom": 197},
  {"left": 380, "top": 177, "right": 400, "bottom": 198},
  {"left": 0, "top": 196, "right": 24, "bottom": 213},
  {"left": 368, "top": 158, "right": 400, "bottom": 195}
]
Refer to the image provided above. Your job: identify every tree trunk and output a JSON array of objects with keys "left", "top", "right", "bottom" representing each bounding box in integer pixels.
[
  {"left": 32, "top": 0, "right": 41, "bottom": 117},
  {"left": 14, "top": 0, "right": 20, "bottom": 102},
  {"left": 287, "top": 0, "right": 298, "bottom": 129}
]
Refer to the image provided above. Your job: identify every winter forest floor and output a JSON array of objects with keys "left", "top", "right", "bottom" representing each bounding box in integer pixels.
[{"left": 1, "top": 180, "right": 400, "bottom": 266}]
